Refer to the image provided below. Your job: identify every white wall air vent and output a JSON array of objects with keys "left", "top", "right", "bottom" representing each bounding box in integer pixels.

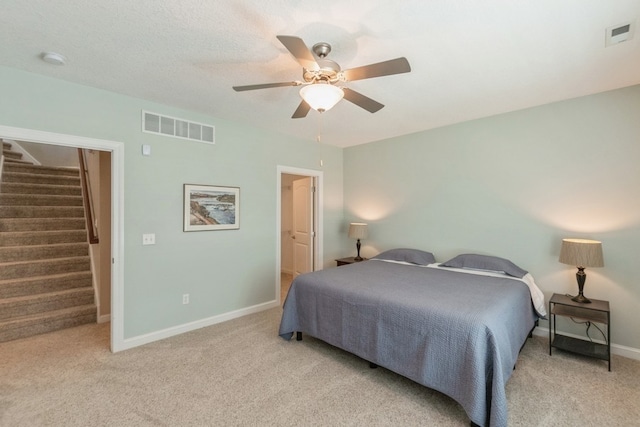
[
  {"left": 605, "top": 22, "right": 635, "bottom": 47},
  {"left": 142, "top": 111, "right": 215, "bottom": 144}
]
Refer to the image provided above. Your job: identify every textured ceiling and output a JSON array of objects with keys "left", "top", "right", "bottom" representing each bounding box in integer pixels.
[{"left": 1, "top": 1, "right": 639, "bottom": 147}]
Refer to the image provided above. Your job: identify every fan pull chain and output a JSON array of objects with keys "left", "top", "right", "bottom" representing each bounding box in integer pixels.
[
  {"left": 316, "top": 111, "right": 323, "bottom": 143},
  {"left": 316, "top": 112, "right": 324, "bottom": 167}
]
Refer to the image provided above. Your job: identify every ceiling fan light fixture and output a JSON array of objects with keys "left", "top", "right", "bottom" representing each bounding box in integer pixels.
[
  {"left": 233, "top": 35, "right": 411, "bottom": 118},
  {"left": 299, "top": 83, "right": 344, "bottom": 113}
]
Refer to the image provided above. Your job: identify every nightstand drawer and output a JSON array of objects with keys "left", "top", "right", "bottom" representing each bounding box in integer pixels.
[{"left": 551, "top": 304, "right": 609, "bottom": 324}]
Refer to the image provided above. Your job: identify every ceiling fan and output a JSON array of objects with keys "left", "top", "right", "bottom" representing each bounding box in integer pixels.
[{"left": 232, "top": 35, "right": 411, "bottom": 118}]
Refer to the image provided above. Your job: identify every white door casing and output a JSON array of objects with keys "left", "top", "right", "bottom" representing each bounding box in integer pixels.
[
  {"left": 0, "top": 125, "right": 124, "bottom": 352},
  {"left": 276, "top": 165, "right": 323, "bottom": 305}
]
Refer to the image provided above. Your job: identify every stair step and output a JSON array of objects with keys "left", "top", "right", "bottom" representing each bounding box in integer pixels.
[
  {"left": 0, "top": 242, "right": 88, "bottom": 262},
  {"left": 3, "top": 163, "right": 80, "bottom": 177},
  {"left": 1, "top": 172, "right": 80, "bottom": 186},
  {"left": 0, "top": 230, "right": 87, "bottom": 246},
  {"left": 0, "top": 256, "right": 91, "bottom": 280},
  {"left": 0, "top": 182, "right": 82, "bottom": 196},
  {"left": 2, "top": 142, "right": 11, "bottom": 150},
  {"left": 0, "top": 218, "right": 86, "bottom": 232},
  {"left": 0, "top": 287, "right": 94, "bottom": 320},
  {"left": 2, "top": 158, "right": 33, "bottom": 165},
  {"left": 0, "top": 193, "right": 84, "bottom": 207},
  {"left": 0, "top": 205, "right": 85, "bottom": 218},
  {"left": 2, "top": 150, "right": 22, "bottom": 160},
  {"left": 0, "top": 304, "right": 96, "bottom": 343},
  {"left": 0, "top": 271, "right": 93, "bottom": 298}
]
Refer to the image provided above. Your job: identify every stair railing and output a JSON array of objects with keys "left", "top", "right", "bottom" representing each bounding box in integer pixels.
[{"left": 78, "top": 149, "right": 99, "bottom": 244}]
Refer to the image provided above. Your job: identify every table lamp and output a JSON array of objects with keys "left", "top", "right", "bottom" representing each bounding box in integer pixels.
[
  {"left": 558, "top": 238, "right": 604, "bottom": 303},
  {"left": 348, "top": 223, "right": 368, "bottom": 261}
]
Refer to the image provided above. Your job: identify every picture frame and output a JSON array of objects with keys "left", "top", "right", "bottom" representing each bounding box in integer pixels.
[{"left": 183, "top": 184, "right": 240, "bottom": 231}]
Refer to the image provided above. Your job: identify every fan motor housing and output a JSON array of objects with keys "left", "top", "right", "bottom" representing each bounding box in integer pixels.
[{"left": 302, "top": 58, "right": 341, "bottom": 84}]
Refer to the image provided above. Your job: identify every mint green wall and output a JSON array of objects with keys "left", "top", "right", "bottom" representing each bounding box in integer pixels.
[
  {"left": 345, "top": 85, "right": 640, "bottom": 351},
  {"left": 0, "top": 66, "right": 344, "bottom": 339}
]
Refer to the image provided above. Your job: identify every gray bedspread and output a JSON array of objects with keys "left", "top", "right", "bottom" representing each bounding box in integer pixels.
[{"left": 279, "top": 260, "right": 539, "bottom": 427}]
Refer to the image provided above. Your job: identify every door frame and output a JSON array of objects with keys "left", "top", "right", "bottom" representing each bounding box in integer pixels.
[
  {"left": 0, "top": 125, "right": 125, "bottom": 352},
  {"left": 276, "top": 165, "right": 323, "bottom": 302}
]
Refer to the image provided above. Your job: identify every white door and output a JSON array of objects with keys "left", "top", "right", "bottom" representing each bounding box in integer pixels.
[{"left": 292, "top": 177, "right": 313, "bottom": 277}]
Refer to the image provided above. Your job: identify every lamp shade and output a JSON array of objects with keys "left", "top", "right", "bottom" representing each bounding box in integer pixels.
[
  {"left": 559, "top": 238, "right": 604, "bottom": 268},
  {"left": 299, "top": 83, "right": 344, "bottom": 112},
  {"left": 348, "top": 223, "right": 368, "bottom": 239}
]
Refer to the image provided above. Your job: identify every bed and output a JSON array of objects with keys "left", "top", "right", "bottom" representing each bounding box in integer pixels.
[{"left": 279, "top": 249, "right": 546, "bottom": 427}]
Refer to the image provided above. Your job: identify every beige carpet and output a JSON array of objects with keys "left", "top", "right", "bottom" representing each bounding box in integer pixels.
[{"left": 1, "top": 307, "right": 639, "bottom": 426}]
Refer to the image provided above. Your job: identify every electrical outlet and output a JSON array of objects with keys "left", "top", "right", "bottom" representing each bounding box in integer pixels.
[
  {"left": 142, "top": 233, "right": 156, "bottom": 245},
  {"left": 182, "top": 294, "right": 189, "bottom": 305}
]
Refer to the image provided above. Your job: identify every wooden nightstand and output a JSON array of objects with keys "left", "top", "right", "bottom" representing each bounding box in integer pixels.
[
  {"left": 335, "top": 256, "right": 367, "bottom": 266},
  {"left": 549, "top": 293, "right": 611, "bottom": 371}
]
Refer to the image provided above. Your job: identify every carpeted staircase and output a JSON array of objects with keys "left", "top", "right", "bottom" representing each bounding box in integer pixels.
[{"left": 0, "top": 141, "right": 96, "bottom": 343}]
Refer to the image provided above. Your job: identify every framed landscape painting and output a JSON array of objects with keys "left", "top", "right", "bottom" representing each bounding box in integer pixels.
[{"left": 183, "top": 184, "right": 240, "bottom": 231}]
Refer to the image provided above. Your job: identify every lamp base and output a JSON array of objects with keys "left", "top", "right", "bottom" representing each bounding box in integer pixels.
[
  {"left": 354, "top": 238, "right": 363, "bottom": 262},
  {"left": 571, "top": 294, "right": 592, "bottom": 304},
  {"left": 571, "top": 267, "right": 591, "bottom": 303}
]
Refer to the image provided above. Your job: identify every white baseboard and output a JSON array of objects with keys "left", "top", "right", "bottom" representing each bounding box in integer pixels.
[
  {"left": 115, "top": 300, "right": 280, "bottom": 352},
  {"left": 533, "top": 327, "right": 640, "bottom": 361},
  {"left": 97, "top": 314, "right": 111, "bottom": 324}
]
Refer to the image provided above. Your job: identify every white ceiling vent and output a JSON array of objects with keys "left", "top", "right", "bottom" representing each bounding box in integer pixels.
[
  {"left": 605, "top": 22, "right": 635, "bottom": 47},
  {"left": 142, "top": 111, "right": 215, "bottom": 144}
]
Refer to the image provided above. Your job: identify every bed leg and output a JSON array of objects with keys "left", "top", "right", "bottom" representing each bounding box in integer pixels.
[
  {"left": 296, "top": 332, "right": 302, "bottom": 341},
  {"left": 369, "top": 362, "right": 378, "bottom": 369},
  {"left": 529, "top": 320, "right": 538, "bottom": 338}
]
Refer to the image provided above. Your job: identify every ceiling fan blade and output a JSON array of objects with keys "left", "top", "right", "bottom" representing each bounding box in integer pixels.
[
  {"left": 342, "top": 88, "right": 384, "bottom": 113},
  {"left": 233, "top": 81, "right": 300, "bottom": 92},
  {"left": 276, "top": 35, "right": 318, "bottom": 70},
  {"left": 291, "top": 100, "right": 311, "bottom": 119},
  {"left": 342, "top": 57, "right": 411, "bottom": 82}
]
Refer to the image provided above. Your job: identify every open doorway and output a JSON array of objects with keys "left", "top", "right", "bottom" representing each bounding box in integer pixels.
[
  {"left": 277, "top": 166, "right": 323, "bottom": 304},
  {"left": 0, "top": 125, "right": 124, "bottom": 352}
]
